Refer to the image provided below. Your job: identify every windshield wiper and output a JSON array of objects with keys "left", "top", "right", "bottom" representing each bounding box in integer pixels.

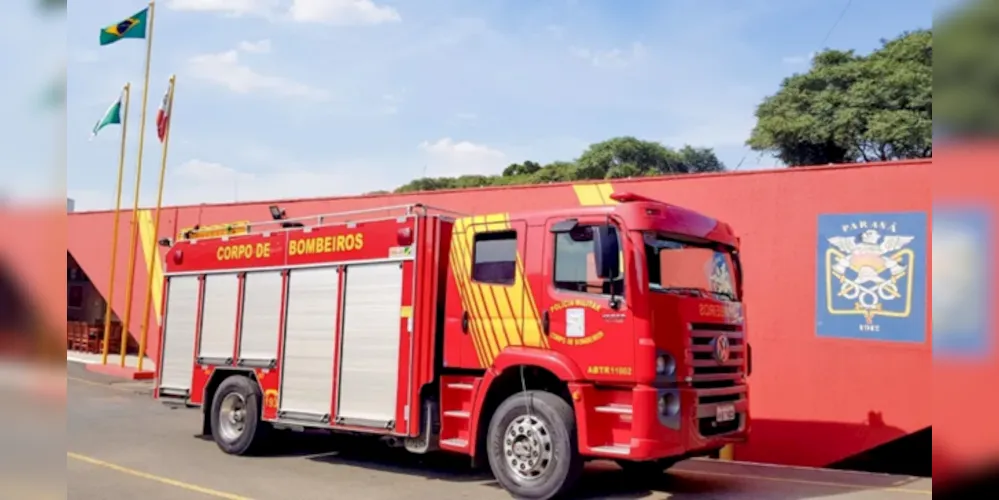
[
  {"left": 652, "top": 286, "right": 738, "bottom": 302},
  {"left": 653, "top": 286, "right": 706, "bottom": 298}
]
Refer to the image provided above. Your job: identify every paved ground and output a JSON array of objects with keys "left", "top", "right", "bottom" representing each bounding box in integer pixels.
[{"left": 67, "top": 362, "right": 932, "bottom": 499}]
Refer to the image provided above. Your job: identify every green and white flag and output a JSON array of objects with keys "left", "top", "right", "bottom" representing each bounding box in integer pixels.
[{"left": 91, "top": 92, "right": 123, "bottom": 139}]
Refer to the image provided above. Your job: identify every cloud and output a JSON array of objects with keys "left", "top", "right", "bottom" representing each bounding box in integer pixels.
[
  {"left": 379, "top": 93, "right": 404, "bottom": 115},
  {"left": 288, "top": 0, "right": 401, "bottom": 25},
  {"left": 418, "top": 138, "right": 507, "bottom": 177},
  {"left": 237, "top": 39, "right": 272, "bottom": 54},
  {"left": 71, "top": 49, "right": 100, "bottom": 64},
  {"left": 166, "top": 0, "right": 279, "bottom": 17},
  {"left": 174, "top": 159, "right": 247, "bottom": 184},
  {"left": 167, "top": 0, "right": 400, "bottom": 25},
  {"left": 186, "top": 43, "right": 328, "bottom": 100},
  {"left": 569, "top": 42, "right": 647, "bottom": 68},
  {"left": 163, "top": 158, "right": 387, "bottom": 206},
  {"left": 70, "top": 151, "right": 408, "bottom": 211}
]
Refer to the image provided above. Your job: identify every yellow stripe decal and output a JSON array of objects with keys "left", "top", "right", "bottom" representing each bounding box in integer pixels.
[
  {"left": 452, "top": 217, "right": 495, "bottom": 364},
  {"left": 448, "top": 246, "right": 485, "bottom": 365},
  {"left": 517, "top": 255, "right": 548, "bottom": 349},
  {"left": 449, "top": 224, "right": 486, "bottom": 365},
  {"left": 467, "top": 215, "right": 506, "bottom": 356},
  {"left": 137, "top": 209, "right": 164, "bottom": 324},
  {"left": 449, "top": 248, "right": 488, "bottom": 366},
  {"left": 482, "top": 214, "right": 522, "bottom": 348},
  {"left": 449, "top": 213, "right": 552, "bottom": 366}
]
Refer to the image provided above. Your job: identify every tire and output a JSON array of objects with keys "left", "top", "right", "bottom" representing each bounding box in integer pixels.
[
  {"left": 210, "top": 375, "right": 269, "bottom": 455},
  {"left": 486, "top": 390, "right": 584, "bottom": 500}
]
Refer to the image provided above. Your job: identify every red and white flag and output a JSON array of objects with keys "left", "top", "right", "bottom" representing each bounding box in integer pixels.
[{"left": 155, "top": 86, "right": 171, "bottom": 142}]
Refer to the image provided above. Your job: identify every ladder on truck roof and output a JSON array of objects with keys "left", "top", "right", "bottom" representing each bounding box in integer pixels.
[{"left": 179, "top": 203, "right": 468, "bottom": 241}]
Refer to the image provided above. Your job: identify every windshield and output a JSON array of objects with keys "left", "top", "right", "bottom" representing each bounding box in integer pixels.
[{"left": 644, "top": 232, "right": 739, "bottom": 301}]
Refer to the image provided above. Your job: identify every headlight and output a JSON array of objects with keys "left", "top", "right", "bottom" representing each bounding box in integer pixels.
[
  {"left": 655, "top": 353, "right": 676, "bottom": 376},
  {"left": 658, "top": 392, "right": 680, "bottom": 416}
]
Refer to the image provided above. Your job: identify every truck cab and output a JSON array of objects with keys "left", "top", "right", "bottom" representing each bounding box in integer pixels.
[{"left": 437, "top": 192, "right": 749, "bottom": 497}]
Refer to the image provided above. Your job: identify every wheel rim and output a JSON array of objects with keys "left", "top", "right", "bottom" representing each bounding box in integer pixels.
[
  {"left": 218, "top": 392, "right": 247, "bottom": 443},
  {"left": 503, "top": 414, "right": 554, "bottom": 482}
]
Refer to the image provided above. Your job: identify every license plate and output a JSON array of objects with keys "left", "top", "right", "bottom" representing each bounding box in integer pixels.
[{"left": 715, "top": 404, "right": 735, "bottom": 422}]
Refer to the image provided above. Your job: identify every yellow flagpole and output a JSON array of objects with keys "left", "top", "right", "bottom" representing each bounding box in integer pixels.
[
  {"left": 119, "top": 0, "right": 157, "bottom": 368},
  {"left": 137, "top": 74, "right": 175, "bottom": 372},
  {"left": 100, "top": 82, "right": 132, "bottom": 365}
]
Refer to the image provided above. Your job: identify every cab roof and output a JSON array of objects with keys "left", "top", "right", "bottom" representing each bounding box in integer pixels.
[{"left": 507, "top": 192, "right": 739, "bottom": 249}]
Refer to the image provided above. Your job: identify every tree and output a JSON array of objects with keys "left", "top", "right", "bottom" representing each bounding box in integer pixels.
[
  {"left": 529, "top": 161, "right": 580, "bottom": 183},
  {"left": 747, "top": 29, "right": 932, "bottom": 166},
  {"left": 576, "top": 137, "right": 726, "bottom": 178},
  {"left": 678, "top": 146, "right": 725, "bottom": 173},
  {"left": 935, "top": 0, "right": 999, "bottom": 139},
  {"left": 502, "top": 161, "right": 542, "bottom": 177},
  {"left": 394, "top": 177, "right": 458, "bottom": 193},
  {"left": 391, "top": 138, "right": 724, "bottom": 192}
]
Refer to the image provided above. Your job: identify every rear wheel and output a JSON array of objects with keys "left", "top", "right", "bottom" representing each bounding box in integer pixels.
[
  {"left": 486, "top": 391, "right": 583, "bottom": 500},
  {"left": 210, "top": 375, "right": 269, "bottom": 455}
]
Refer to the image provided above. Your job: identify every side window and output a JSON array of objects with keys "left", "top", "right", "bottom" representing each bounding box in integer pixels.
[
  {"left": 472, "top": 230, "right": 517, "bottom": 286},
  {"left": 553, "top": 224, "right": 624, "bottom": 296}
]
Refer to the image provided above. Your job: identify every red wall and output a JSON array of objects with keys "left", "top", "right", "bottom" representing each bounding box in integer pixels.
[
  {"left": 931, "top": 146, "right": 999, "bottom": 477},
  {"left": 68, "top": 159, "right": 939, "bottom": 468}
]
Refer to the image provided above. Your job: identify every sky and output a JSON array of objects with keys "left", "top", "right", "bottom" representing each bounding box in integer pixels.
[{"left": 7, "top": 0, "right": 933, "bottom": 211}]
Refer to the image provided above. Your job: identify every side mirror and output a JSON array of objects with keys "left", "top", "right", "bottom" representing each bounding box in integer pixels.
[{"left": 593, "top": 225, "right": 620, "bottom": 280}]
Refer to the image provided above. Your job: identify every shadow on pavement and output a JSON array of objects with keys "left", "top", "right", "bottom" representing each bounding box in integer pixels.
[{"left": 244, "top": 429, "right": 920, "bottom": 499}]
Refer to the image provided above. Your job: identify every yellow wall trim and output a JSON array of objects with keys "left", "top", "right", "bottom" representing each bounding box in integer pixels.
[
  {"left": 572, "top": 183, "right": 618, "bottom": 206},
  {"left": 137, "top": 209, "right": 164, "bottom": 325}
]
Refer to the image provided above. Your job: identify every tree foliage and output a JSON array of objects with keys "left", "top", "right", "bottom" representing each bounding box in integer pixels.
[
  {"left": 748, "top": 29, "right": 932, "bottom": 166},
  {"left": 935, "top": 0, "right": 999, "bottom": 139},
  {"left": 577, "top": 138, "right": 725, "bottom": 178},
  {"left": 393, "top": 137, "right": 725, "bottom": 193}
]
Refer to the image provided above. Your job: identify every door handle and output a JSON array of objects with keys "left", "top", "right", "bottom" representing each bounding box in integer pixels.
[
  {"left": 461, "top": 311, "right": 470, "bottom": 334},
  {"left": 541, "top": 311, "right": 550, "bottom": 335}
]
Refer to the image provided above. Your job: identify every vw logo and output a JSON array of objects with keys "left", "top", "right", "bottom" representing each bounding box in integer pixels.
[{"left": 713, "top": 335, "right": 731, "bottom": 364}]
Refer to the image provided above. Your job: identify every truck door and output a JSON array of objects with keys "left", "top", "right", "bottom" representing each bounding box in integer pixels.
[
  {"left": 539, "top": 217, "right": 635, "bottom": 380},
  {"left": 443, "top": 215, "right": 532, "bottom": 369}
]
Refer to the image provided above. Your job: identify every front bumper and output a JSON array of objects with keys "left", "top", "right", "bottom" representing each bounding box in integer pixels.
[{"left": 572, "top": 383, "right": 750, "bottom": 461}]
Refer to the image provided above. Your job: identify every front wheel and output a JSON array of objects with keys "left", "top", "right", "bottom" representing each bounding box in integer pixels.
[
  {"left": 486, "top": 391, "right": 584, "bottom": 500},
  {"left": 210, "top": 375, "right": 269, "bottom": 455}
]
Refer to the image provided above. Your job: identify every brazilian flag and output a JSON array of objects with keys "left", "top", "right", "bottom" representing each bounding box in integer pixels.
[{"left": 99, "top": 8, "right": 149, "bottom": 46}]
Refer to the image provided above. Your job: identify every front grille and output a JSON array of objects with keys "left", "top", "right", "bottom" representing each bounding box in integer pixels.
[
  {"left": 689, "top": 322, "right": 747, "bottom": 438},
  {"left": 689, "top": 323, "right": 745, "bottom": 390}
]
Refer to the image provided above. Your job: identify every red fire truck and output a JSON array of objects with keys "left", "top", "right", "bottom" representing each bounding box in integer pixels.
[{"left": 154, "top": 193, "right": 750, "bottom": 499}]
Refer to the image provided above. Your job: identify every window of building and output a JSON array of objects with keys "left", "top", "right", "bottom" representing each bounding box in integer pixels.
[
  {"left": 471, "top": 230, "right": 517, "bottom": 285},
  {"left": 553, "top": 224, "right": 624, "bottom": 296}
]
